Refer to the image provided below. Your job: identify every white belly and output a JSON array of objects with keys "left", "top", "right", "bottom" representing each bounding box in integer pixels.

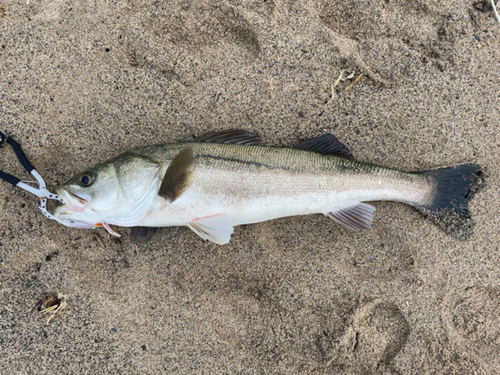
[{"left": 136, "top": 166, "right": 429, "bottom": 228}]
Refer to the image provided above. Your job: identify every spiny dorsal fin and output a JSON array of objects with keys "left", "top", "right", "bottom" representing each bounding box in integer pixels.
[
  {"left": 294, "top": 134, "right": 353, "bottom": 159},
  {"left": 326, "top": 203, "right": 376, "bottom": 231},
  {"left": 159, "top": 147, "right": 194, "bottom": 202},
  {"left": 188, "top": 213, "right": 234, "bottom": 244},
  {"left": 182, "top": 130, "right": 261, "bottom": 145}
]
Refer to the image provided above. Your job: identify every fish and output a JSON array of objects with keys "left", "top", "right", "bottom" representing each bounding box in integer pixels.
[{"left": 53, "top": 130, "right": 485, "bottom": 244}]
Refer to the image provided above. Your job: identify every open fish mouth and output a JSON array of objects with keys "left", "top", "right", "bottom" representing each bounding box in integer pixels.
[{"left": 54, "top": 188, "right": 91, "bottom": 213}]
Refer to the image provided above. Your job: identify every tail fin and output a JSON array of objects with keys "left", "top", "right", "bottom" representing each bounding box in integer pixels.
[{"left": 412, "top": 164, "right": 485, "bottom": 239}]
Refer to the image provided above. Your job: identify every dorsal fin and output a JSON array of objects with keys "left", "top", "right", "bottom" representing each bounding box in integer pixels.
[
  {"left": 182, "top": 130, "right": 261, "bottom": 145},
  {"left": 294, "top": 134, "right": 353, "bottom": 159},
  {"left": 159, "top": 147, "right": 194, "bottom": 202}
]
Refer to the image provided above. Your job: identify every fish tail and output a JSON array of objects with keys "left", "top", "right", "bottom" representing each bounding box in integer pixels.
[{"left": 411, "top": 164, "right": 485, "bottom": 239}]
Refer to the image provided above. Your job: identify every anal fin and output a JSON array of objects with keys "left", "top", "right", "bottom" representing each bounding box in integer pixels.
[
  {"left": 188, "top": 213, "right": 233, "bottom": 244},
  {"left": 326, "top": 203, "right": 376, "bottom": 232}
]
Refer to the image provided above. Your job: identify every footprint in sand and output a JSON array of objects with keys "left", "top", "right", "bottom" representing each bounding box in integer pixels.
[
  {"left": 443, "top": 286, "right": 500, "bottom": 365},
  {"left": 123, "top": 0, "right": 260, "bottom": 62},
  {"left": 310, "top": 0, "right": 460, "bottom": 84},
  {"left": 337, "top": 299, "right": 410, "bottom": 372}
]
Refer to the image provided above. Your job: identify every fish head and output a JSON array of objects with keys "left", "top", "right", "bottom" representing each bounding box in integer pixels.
[
  {"left": 53, "top": 151, "right": 161, "bottom": 228},
  {"left": 53, "top": 161, "right": 128, "bottom": 225}
]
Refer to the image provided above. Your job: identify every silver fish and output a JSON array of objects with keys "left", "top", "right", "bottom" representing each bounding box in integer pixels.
[{"left": 53, "top": 130, "right": 484, "bottom": 244}]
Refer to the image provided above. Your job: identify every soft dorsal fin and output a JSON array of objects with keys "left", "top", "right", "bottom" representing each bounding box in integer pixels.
[
  {"left": 294, "top": 134, "right": 353, "bottom": 159},
  {"left": 188, "top": 213, "right": 234, "bottom": 244},
  {"left": 159, "top": 147, "right": 194, "bottom": 202},
  {"left": 326, "top": 203, "right": 375, "bottom": 231},
  {"left": 182, "top": 130, "right": 261, "bottom": 145}
]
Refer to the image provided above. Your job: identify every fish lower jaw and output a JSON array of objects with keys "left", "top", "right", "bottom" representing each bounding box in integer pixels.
[
  {"left": 52, "top": 204, "right": 71, "bottom": 216},
  {"left": 52, "top": 205, "right": 98, "bottom": 224},
  {"left": 56, "top": 188, "right": 90, "bottom": 212},
  {"left": 53, "top": 203, "right": 88, "bottom": 216}
]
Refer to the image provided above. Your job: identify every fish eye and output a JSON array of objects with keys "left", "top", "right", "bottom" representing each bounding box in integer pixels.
[{"left": 79, "top": 172, "right": 95, "bottom": 187}]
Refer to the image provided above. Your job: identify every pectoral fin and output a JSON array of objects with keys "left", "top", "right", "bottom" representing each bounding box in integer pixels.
[
  {"left": 188, "top": 214, "right": 234, "bottom": 244},
  {"left": 326, "top": 203, "right": 376, "bottom": 231},
  {"left": 159, "top": 147, "right": 194, "bottom": 202}
]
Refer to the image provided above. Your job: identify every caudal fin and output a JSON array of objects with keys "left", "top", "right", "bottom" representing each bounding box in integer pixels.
[{"left": 412, "top": 164, "right": 485, "bottom": 239}]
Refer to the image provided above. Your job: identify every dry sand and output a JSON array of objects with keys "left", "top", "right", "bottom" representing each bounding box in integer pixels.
[{"left": 1, "top": 1, "right": 499, "bottom": 374}]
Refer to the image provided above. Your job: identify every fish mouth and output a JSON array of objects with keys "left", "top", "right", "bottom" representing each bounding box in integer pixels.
[{"left": 54, "top": 188, "right": 91, "bottom": 214}]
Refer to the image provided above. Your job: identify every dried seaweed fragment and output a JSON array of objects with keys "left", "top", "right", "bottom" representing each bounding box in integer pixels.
[
  {"left": 35, "top": 292, "right": 68, "bottom": 324},
  {"left": 328, "top": 70, "right": 355, "bottom": 102},
  {"left": 342, "top": 73, "right": 363, "bottom": 93},
  {"left": 327, "top": 70, "right": 363, "bottom": 102}
]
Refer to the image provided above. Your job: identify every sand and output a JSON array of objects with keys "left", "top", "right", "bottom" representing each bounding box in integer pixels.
[{"left": 0, "top": 1, "right": 499, "bottom": 373}]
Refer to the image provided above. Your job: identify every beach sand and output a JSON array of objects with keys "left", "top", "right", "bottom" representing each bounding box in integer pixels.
[{"left": 1, "top": 1, "right": 499, "bottom": 373}]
